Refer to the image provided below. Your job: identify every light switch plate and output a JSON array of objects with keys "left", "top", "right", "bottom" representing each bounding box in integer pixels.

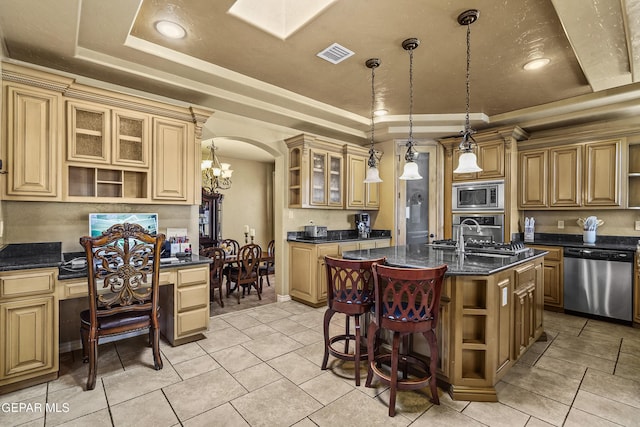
[
  {"left": 558, "top": 220, "right": 564, "bottom": 229},
  {"left": 635, "top": 220, "right": 640, "bottom": 231}
]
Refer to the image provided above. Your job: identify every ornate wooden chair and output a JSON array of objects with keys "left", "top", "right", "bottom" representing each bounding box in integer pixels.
[
  {"left": 218, "top": 238, "right": 240, "bottom": 293},
  {"left": 226, "top": 244, "right": 262, "bottom": 304},
  {"left": 321, "top": 256, "right": 385, "bottom": 386},
  {"left": 79, "top": 223, "right": 165, "bottom": 391},
  {"left": 199, "top": 246, "right": 225, "bottom": 309},
  {"left": 366, "top": 263, "right": 447, "bottom": 416},
  {"left": 258, "top": 239, "right": 275, "bottom": 291}
]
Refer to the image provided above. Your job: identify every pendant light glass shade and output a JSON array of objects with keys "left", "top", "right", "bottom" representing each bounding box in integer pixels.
[
  {"left": 454, "top": 9, "right": 483, "bottom": 175},
  {"left": 453, "top": 151, "right": 482, "bottom": 173},
  {"left": 399, "top": 38, "right": 422, "bottom": 181},
  {"left": 364, "top": 58, "right": 383, "bottom": 183},
  {"left": 364, "top": 166, "right": 383, "bottom": 183},
  {"left": 399, "top": 161, "right": 422, "bottom": 180}
]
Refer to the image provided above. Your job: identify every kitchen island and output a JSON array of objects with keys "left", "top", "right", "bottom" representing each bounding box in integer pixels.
[{"left": 342, "top": 244, "right": 547, "bottom": 402}]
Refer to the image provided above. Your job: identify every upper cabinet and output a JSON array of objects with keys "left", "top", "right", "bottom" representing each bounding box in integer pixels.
[
  {"left": 1, "top": 63, "right": 212, "bottom": 205},
  {"left": 67, "top": 102, "right": 150, "bottom": 167},
  {"left": 452, "top": 140, "right": 505, "bottom": 182},
  {"left": 344, "top": 144, "right": 379, "bottom": 210},
  {"left": 629, "top": 143, "right": 640, "bottom": 208},
  {"left": 285, "top": 134, "right": 379, "bottom": 210},
  {"left": 285, "top": 134, "right": 344, "bottom": 209},
  {"left": 2, "top": 80, "right": 66, "bottom": 200},
  {"left": 518, "top": 139, "right": 621, "bottom": 209}
]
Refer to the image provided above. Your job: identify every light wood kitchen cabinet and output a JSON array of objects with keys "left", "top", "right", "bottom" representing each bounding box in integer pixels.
[
  {"left": 2, "top": 82, "right": 63, "bottom": 200},
  {"left": 344, "top": 145, "right": 379, "bottom": 210},
  {"left": 519, "top": 139, "right": 622, "bottom": 209},
  {"left": 628, "top": 143, "right": 640, "bottom": 208},
  {"left": 159, "top": 265, "right": 209, "bottom": 345},
  {"left": 67, "top": 102, "right": 150, "bottom": 167},
  {"left": 285, "top": 134, "right": 344, "bottom": 209},
  {"left": 549, "top": 145, "right": 581, "bottom": 207},
  {"left": 584, "top": 139, "right": 621, "bottom": 206},
  {"left": 452, "top": 140, "right": 505, "bottom": 182},
  {"left": 152, "top": 117, "right": 194, "bottom": 202},
  {"left": 289, "top": 242, "right": 340, "bottom": 307},
  {"left": 513, "top": 262, "right": 542, "bottom": 359},
  {"left": 288, "top": 239, "right": 390, "bottom": 307},
  {"left": 0, "top": 268, "right": 58, "bottom": 392},
  {"left": 2, "top": 62, "right": 212, "bottom": 205},
  {"left": 528, "top": 245, "right": 563, "bottom": 310},
  {"left": 518, "top": 150, "right": 547, "bottom": 208}
]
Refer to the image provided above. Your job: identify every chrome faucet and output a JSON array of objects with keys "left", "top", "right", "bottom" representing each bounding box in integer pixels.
[{"left": 457, "top": 218, "right": 482, "bottom": 254}]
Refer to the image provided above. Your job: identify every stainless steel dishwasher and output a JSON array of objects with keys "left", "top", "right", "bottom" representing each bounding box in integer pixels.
[{"left": 563, "top": 247, "right": 634, "bottom": 322}]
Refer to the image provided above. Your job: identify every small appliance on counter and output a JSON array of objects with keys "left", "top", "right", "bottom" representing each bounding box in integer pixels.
[
  {"left": 354, "top": 213, "right": 371, "bottom": 239},
  {"left": 304, "top": 224, "right": 328, "bottom": 238},
  {"left": 524, "top": 217, "right": 535, "bottom": 242}
]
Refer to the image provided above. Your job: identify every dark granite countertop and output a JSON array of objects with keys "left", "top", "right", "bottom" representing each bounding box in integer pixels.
[
  {"left": 342, "top": 244, "right": 547, "bottom": 276},
  {"left": 520, "top": 233, "right": 639, "bottom": 252},
  {"left": 58, "top": 253, "right": 212, "bottom": 280},
  {"left": 0, "top": 243, "right": 211, "bottom": 279},
  {"left": 0, "top": 242, "right": 62, "bottom": 272},
  {"left": 287, "top": 229, "right": 392, "bottom": 244}
]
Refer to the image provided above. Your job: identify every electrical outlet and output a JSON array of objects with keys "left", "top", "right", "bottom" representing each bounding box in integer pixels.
[
  {"left": 635, "top": 220, "right": 640, "bottom": 231},
  {"left": 557, "top": 220, "right": 564, "bottom": 229},
  {"left": 288, "top": 210, "right": 294, "bottom": 219}
]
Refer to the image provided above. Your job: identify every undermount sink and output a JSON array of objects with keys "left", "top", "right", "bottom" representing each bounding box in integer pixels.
[{"left": 464, "top": 252, "right": 514, "bottom": 259}]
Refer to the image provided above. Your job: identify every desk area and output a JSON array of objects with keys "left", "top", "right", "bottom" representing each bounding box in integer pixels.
[{"left": 0, "top": 242, "right": 211, "bottom": 394}]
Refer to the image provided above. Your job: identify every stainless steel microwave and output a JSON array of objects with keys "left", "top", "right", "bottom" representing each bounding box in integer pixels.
[{"left": 452, "top": 180, "right": 504, "bottom": 211}]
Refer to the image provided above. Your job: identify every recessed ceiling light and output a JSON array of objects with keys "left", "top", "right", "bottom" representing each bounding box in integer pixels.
[
  {"left": 155, "top": 20, "right": 186, "bottom": 39},
  {"left": 523, "top": 58, "right": 550, "bottom": 71},
  {"left": 374, "top": 109, "right": 388, "bottom": 116}
]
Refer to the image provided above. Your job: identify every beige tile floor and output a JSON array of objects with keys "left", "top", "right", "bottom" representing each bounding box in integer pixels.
[{"left": 1, "top": 288, "right": 640, "bottom": 426}]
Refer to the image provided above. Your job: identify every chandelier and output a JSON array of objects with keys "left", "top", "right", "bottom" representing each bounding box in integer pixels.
[
  {"left": 398, "top": 37, "right": 422, "bottom": 180},
  {"left": 453, "top": 9, "right": 483, "bottom": 174},
  {"left": 201, "top": 141, "right": 233, "bottom": 193},
  {"left": 364, "top": 58, "right": 383, "bottom": 183}
]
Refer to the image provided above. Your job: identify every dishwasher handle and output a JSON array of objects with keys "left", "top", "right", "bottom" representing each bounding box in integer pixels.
[{"left": 563, "top": 247, "right": 634, "bottom": 261}]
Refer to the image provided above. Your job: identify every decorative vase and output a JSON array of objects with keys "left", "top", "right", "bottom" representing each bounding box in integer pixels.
[{"left": 583, "top": 230, "right": 596, "bottom": 244}]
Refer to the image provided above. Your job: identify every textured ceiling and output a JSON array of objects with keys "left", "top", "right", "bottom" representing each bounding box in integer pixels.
[{"left": 1, "top": 0, "right": 639, "bottom": 158}]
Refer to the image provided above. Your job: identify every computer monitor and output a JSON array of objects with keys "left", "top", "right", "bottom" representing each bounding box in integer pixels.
[{"left": 88, "top": 213, "right": 159, "bottom": 238}]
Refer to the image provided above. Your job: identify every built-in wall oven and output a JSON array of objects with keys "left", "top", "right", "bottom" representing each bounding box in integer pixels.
[
  {"left": 452, "top": 180, "right": 504, "bottom": 211},
  {"left": 452, "top": 214, "right": 504, "bottom": 243}
]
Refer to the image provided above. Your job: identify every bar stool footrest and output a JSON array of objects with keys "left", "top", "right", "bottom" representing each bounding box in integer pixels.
[
  {"left": 370, "top": 353, "right": 432, "bottom": 390},
  {"left": 328, "top": 334, "right": 368, "bottom": 361}
]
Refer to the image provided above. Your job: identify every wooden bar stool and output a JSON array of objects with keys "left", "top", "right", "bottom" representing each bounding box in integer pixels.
[
  {"left": 321, "top": 256, "right": 385, "bottom": 386},
  {"left": 366, "top": 263, "right": 447, "bottom": 416}
]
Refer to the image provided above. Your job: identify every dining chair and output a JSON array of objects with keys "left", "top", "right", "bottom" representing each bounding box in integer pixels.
[
  {"left": 79, "top": 223, "right": 165, "bottom": 390},
  {"left": 226, "top": 243, "right": 262, "bottom": 304},
  {"left": 258, "top": 239, "right": 275, "bottom": 291},
  {"left": 366, "top": 262, "right": 448, "bottom": 416},
  {"left": 199, "top": 246, "right": 225, "bottom": 309},
  {"left": 218, "top": 238, "right": 240, "bottom": 293},
  {"left": 321, "top": 256, "right": 385, "bottom": 386}
]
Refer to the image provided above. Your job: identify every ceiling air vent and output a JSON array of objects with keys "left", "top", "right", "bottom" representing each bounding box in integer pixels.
[{"left": 317, "top": 43, "right": 354, "bottom": 64}]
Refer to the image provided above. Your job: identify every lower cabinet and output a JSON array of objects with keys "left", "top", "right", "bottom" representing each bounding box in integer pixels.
[
  {"left": 0, "top": 268, "right": 58, "bottom": 393},
  {"left": 159, "top": 265, "right": 210, "bottom": 345},
  {"left": 288, "top": 239, "right": 391, "bottom": 307},
  {"left": 513, "top": 262, "right": 543, "bottom": 359},
  {"left": 528, "top": 245, "right": 563, "bottom": 309}
]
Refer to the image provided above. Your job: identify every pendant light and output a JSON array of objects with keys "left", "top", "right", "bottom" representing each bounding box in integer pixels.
[
  {"left": 453, "top": 9, "right": 483, "bottom": 174},
  {"left": 399, "top": 38, "right": 422, "bottom": 180},
  {"left": 364, "top": 58, "right": 383, "bottom": 183}
]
